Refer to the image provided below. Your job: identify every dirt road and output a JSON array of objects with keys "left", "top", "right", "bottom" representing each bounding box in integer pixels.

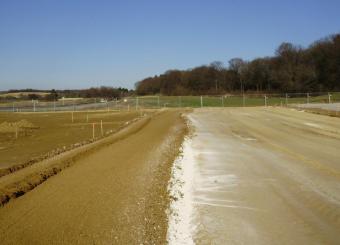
[
  {"left": 0, "top": 110, "right": 186, "bottom": 244},
  {"left": 173, "top": 107, "right": 340, "bottom": 244}
]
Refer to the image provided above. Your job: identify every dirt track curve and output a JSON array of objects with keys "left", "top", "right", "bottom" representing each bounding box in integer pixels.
[{"left": 0, "top": 110, "right": 186, "bottom": 244}]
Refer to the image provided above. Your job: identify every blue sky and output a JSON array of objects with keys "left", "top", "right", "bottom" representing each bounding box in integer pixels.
[{"left": 0, "top": 0, "right": 339, "bottom": 90}]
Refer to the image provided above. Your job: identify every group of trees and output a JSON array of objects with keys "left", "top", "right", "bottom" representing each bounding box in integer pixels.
[
  {"left": 1, "top": 87, "right": 132, "bottom": 101},
  {"left": 77, "top": 87, "right": 130, "bottom": 99},
  {"left": 135, "top": 33, "right": 340, "bottom": 95}
]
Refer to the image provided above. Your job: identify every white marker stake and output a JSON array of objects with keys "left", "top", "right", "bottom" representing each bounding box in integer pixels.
[
  {"left": 101, "top": 120, "right": 103, "bottom": 136},
  {"left": 92, "top": 123, "right": 95, "bottom": 139},
  {"left": 200, "top": 96, "right": 203, "bottom": 108},
  {"left": 328, "top": 93, "right": 331, "bottom": 104},
  {"left": 264, "top": 95, "right": 267, "bottom": 107},
  {"left": 307, "top": 93, "right": 310, "bottom": 104}
]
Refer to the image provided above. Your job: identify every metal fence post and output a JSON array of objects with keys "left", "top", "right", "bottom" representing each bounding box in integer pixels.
[{"left": 307, "top": 93, "right": 309, "bottom": 104}]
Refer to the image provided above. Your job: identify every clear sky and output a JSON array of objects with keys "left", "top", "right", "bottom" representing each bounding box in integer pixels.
[{"left": 0, "top": 0, "right": 339, "bottom": 90}]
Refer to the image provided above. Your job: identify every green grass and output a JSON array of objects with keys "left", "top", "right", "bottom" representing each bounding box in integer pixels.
[{"left": 133, "top": 92, "right": 340, "bottom": 108}]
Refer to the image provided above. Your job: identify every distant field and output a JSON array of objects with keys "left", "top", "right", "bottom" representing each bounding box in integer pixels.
[
  {"left": 1, "top": 93, "right": 339, "bottom": 112},
  {"left": 0, "top": 92, "right": 50, "bottom": 98},
  {"left": 0, "top": 111, "right": 140, "bottom": 170}
]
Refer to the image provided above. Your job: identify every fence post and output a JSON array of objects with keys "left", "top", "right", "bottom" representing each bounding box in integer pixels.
[
  {"left": 92, "top": 123, "right": 95, "bottom": 139},
  {"left": 242, "top": 94, "right": 245, "bottom": 107},
  {"left": 285, "top": 93, "right": 288, "bottom": 106},
  {"left": 307, "top": 93, "right": 310, "bottom": 104},
  {"left": 53, "top": 100, "right": 56, "bottom": 111},
  {"left": 264, "top": 95, "right": 267, "bottom": 107},
  {"left": 136, "top": 97, "right": 139, "bottom": 110},
  {"left": 200, "top": 96, "right": 203, "bottom": 108},
  {"left": 101, "top": 120, "right": 103, "bottom": 136},
  {"left": 12, "top": 102, "right": 15, "bottom": 112},
  {"left": 157, "top": 96, "right": 160, "bottom": 108},
  {"left": 71, "top": 112, "right": 74, "bottom": 123},
  {"left": 221, "top": 96, "right": 224, "bottom": 107},
  {"left": 328, "top": 92, "right": 331, "bottom": 104}
]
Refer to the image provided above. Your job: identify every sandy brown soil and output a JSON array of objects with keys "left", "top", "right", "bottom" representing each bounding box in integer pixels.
[
  {"left": 0, "top": 110, "right": 187, "bottom": 244},
  {"left": 0, "top": 111, "right": 140, "bottom": 171},
  {"left": 177, "top": 107, "right": 340, "bottom": 244}
]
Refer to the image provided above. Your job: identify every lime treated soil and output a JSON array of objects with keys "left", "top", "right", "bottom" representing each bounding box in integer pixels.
[{"left": 0, "top": 110, "right": 187, "bottom": 244}]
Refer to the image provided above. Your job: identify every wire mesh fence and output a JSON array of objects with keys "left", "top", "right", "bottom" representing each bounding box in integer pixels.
[{"left": 0, "top": 92, "right": 339, "bottom": 112}]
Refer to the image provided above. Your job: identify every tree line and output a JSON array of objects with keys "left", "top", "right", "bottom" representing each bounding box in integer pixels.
[
  {"left": 135, "top": 33, "right": 340, "bottom": 95},
  {"left": 1, "top": 87, "right": 132, "bottom": 101}
]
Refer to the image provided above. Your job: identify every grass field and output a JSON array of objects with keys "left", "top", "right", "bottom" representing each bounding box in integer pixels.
[
  {"left": 0, "top": 111, "right": 141, "bottom": 169},
  {"left": 134, "top": 92, "right": 340, "bottom": 108}
]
